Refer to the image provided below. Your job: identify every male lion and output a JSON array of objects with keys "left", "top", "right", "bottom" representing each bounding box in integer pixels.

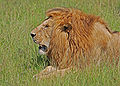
[{"left": 31, "top": 7, "right": 120, "bottom": 79}]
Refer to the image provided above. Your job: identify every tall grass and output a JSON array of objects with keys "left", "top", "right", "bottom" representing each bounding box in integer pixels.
[{"left": 0, "top": 0, "right": 120, "bottom": 86}]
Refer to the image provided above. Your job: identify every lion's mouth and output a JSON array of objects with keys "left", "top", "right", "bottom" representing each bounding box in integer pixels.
[
  {"left": 38, "top": 45, "right": 48, "bottom": 55},
  {"left": 39, "top": 45, "right": 47, "bottom": 52}
]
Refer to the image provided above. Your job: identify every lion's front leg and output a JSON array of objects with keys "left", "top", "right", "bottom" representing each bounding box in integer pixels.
[
  {"left": 33, "top": 66, "right": 72, "bottom": 80},
  {"left": 33, "top": 66, "right": 57, "bottom": 79}
]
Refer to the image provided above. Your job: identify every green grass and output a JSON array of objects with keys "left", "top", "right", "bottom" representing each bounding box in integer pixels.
[{"left": 0, "top": 0, "right": 120, "bottom": 86}]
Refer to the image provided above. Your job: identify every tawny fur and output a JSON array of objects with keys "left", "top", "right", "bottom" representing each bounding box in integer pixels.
[{"left": 31, "top": 7, "right": 120, "bottom": 79}]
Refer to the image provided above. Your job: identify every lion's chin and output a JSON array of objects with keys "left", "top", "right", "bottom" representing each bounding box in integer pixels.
[
  {"left": 39, "top": 49, "right": 47, "bottom": 55},
  {"left": 38, "top": 45, "right": 47, "bottom": 55}
]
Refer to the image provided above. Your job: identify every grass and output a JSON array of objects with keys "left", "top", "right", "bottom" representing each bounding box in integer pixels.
[{"left": 0, "top": 0, "right": 120, "bottom": 86}]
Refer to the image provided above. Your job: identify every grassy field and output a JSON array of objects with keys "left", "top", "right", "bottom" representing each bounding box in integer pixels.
[{"left": 0, "top": 0, "right": 120, "bottom": 86}]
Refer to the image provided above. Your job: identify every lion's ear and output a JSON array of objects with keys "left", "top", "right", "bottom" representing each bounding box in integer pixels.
[
  {"left": 61, "top": 23, "right": 72, "bottom": 32},
  {"left": 46, "top": 7, "right": 70, "bottom": 17}
]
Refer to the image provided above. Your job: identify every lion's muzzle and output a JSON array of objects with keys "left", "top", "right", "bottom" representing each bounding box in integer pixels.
[{"left": 31, "top": 32, "right": 48, "bottom": 55}]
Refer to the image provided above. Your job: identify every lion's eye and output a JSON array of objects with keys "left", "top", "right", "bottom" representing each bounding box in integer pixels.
[{"left": 45, "top": 25, "right": 49, "bottom": 28}]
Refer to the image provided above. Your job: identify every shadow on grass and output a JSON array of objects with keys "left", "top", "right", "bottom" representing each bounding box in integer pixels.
[{"left": 30, "top": 55, "right": 50, "bottom": 70}]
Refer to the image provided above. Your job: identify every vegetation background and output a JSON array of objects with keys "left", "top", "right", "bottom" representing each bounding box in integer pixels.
[{"left": 0, "top": 0, "right": 120, "bottom": 86}]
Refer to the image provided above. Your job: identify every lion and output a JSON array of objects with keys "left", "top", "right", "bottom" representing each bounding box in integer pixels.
[{"left": 31, "top": 7, "right": 120, "bottom": 79}]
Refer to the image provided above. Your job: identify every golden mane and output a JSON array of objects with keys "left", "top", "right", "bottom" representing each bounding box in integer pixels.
[
  {"left": 42, "top": 7, "right": 119, "bottom": 69},
  {"left": 31, "top": 7, "right": 120, "bottom": 79}
]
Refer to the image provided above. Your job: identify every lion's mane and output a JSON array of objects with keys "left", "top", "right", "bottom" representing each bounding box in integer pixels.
[{"left": 45, "top": 7, "right": 119, "bottom": 69}]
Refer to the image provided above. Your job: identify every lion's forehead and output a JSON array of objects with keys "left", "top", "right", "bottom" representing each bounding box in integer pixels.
[{"left": 37, "top": 18, "right": 53, "bottom": 28}]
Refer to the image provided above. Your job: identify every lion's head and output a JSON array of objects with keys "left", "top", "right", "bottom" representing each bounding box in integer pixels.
[
  {"left": 31, "top": 7, "right": 119, "bottom": 69},
  {"left": 31, "top": 16, "right": 54, "bottom": 54}
]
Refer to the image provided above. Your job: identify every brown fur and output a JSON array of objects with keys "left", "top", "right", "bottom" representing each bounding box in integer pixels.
[{"left": 31, "top": 7, "right": 120, "bottom": 79}]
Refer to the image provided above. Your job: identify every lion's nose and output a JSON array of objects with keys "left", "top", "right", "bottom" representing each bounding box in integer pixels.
[{"left": 31, "top": 33, "right": 36, "bottom": 38}]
